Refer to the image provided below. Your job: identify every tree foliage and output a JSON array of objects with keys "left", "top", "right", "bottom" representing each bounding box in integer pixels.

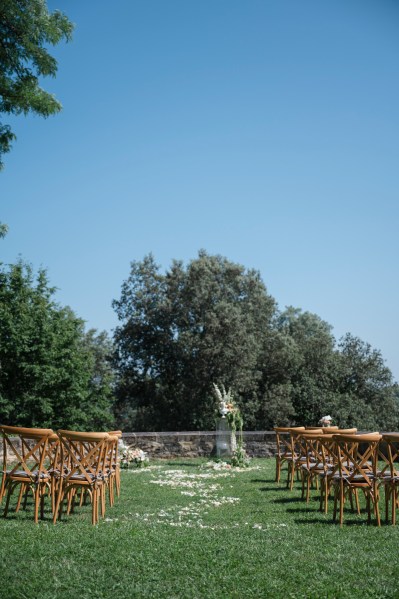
[
  {"left": 0, "top": 261, "right": 114, "bottom": 429},
  {"left": 113, "top": 252, "right": 276, "bottom": 430},
  {"left": 0, "top": 0, "right": 74, "bottom": 168},
  {"left": 113, "top": 252, "right": 399, "bottom": 432}
]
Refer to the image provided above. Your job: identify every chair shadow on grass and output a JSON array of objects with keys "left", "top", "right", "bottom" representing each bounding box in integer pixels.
[{"left": 294, "top": 515, "right": 373, "bottom": 526}]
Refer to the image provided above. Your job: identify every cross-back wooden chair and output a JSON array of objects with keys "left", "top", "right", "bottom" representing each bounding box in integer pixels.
[
  {"left": 298, "top": 433, "right": 326, "bottom": 503},
  {"left": 108, "top": 430, "right": 122, "bottom": 500},
  {"left": 380, "top": 434, "right": 399, "bottom": 525},
  {"left": 104, "top": 432, "right": 121, "bottom": 507},
  {"left": 287, "top": 428, "right": 323, "bottom": 491},
  {"left": 316, "top": 429, "right": 358, "bottom": 514},
  {"left": 331, "top": 433, "right": 381, "bottom": 526},
  {"left": 0, "top": 425, "right": 54, "bottom": 523},
  {"left": 273, "top": 427, "right": 305, "bottom": 484},
  {"left": 53, "top": 430, "right": 110, "bottom": 525}
]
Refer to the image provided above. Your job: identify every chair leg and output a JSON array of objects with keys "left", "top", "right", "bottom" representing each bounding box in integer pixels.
[
  {"left": 34, "top": 488, "right": 40, "bottom": 524},
  {"left": 333, "top": 485, "right": 338, "bottom": 521},
  {"left": 354, "top": 489, "right": 360, "bottom": 515},
  {"left": 385, "top": 484, "right": 390, "bottom": 523},
  {"left": 3, "top": 481, "right": 13, "bottom": 518},
  {"left": 15, "top": 483, "right": 26, "bottom": 513},
  {"left": 374, "top": 487, "right": 381, "bottom": 527},
  {"left": 53, "top": 484, "right": 64, "bottom": 524},
  {"left": 366, "top": 492, "right": 371, "bottom": 524},
  {"left": 116, "top": 469, "right": 121, "bottom": 498},
  {"left": 392, "top": 487, "right": 397, "bottom": 526},
  {"left": 0, "top": 474, "right": 6, "bottom": 505},
  {"left": 339, "top": 481, "right": 344, "bottom": 527},
  {"left": 289, "top": 462, "right": 295, "bottom": 491}
]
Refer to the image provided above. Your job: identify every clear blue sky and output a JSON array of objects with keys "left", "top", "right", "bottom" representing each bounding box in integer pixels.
[{"left": 1, "top": 0, "right": 398, "bottom": 379}]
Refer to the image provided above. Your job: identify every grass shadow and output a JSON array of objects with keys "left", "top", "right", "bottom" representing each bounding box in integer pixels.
[{"left": 273, "top": 496, "right": 305, "bottom": 504}]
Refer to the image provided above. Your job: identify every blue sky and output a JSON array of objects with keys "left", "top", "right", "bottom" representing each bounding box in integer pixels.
[{"left": 1, "top": 0, "right": 398, "bottom": 379}]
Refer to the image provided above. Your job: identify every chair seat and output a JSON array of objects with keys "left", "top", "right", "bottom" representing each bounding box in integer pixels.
[
  {"left": 68, "top": 473, "right": 105, "bottom": 482},
  {"left": 6, "top": 470, "right": 50, "bottom": 481}
]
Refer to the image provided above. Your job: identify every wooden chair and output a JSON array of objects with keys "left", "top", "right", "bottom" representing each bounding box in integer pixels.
[
  {"left": 0, "top": 425, "right": 54, "bottom": 523},
  {"left": 287, "top": 428, "right": 323, "bottom": 491},
  {"left": 298, "top": 433, "right": 326, "bottom": 503},
  {"left": 108, "top": 430, "right": 122, "bottom": 500},
  {"left": 331, "top": 433, "right": 381, "bottom": 526},
  {"left": 273, "top": 427, "right": 305, "bottom": 484},
  {"left": 316, "top": 429, "right": 357, "bottom": 513},
  {"left": 53, "top": 430, "right": 110, "bottom": 525},
  {"left": 380, "top": 434, "right": 399, "bottom": 524}
]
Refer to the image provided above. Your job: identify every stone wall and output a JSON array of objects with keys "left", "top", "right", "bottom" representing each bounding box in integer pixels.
[
  {"left": 122, "top": 431, "right": 277, "bottom": 458},
  {"left": 0, "top": 431, "right": 278, "bottom": 461}
]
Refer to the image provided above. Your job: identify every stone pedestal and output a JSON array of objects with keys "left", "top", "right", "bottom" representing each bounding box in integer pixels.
[{"left": 216, "top": 418, "right": 236, "bottom": 458}]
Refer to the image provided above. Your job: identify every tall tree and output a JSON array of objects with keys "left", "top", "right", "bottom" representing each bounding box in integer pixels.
[
  {"left": 113, "top": 252, "right": 398, "bottom": 432},
  {"left": 113, "top": 251, "right": 276, "bottom": 430},
  {"left": 0, "top": 0, "right": 74, "bottom": 168},
  {"left": 0, "top": 260, "right": 114, "bottom": 429}
]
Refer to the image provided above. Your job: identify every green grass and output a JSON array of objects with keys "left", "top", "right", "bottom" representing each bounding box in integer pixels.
[{"left": 1, "top": 459, "right": 399, "bottom": 598}]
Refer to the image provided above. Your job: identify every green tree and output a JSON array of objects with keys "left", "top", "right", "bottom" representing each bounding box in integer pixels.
[
  {"left": 113, "top": 251, "right": 398, "bottom": 432},
  {"left": 275, "top": 307, "right": 338, "bottom": 425},
  {"left": 334, "top": 333, "right": 399, "bottom": 430},
  {"left": 0, "top": 260, "right": 114, "bottom": 429},
  {"left": 113, "top": 251, "right": 276, "bottom": 431},
  {"left": 0, "top": 0, "right": 74, "bottom": 168}
]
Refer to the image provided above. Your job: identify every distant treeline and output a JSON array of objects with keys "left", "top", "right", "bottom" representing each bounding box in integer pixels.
[{"left": 1, "top": 252, "right": 398, "bottom": 432}]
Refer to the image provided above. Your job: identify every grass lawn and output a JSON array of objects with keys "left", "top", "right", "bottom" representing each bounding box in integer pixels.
[{"left": 1, "top": 458, "right": 399, "bottom": 598}]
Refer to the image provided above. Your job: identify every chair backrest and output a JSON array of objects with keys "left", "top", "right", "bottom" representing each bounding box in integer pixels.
[
  {"left": 306, "top": 426, "right": 339, "bottom": 431},
  {"left": 108, "top": 430, "right": 122, "bottom": 437},
  {"left": 322, "top": 428, "right": 357, "bottom": 435},
  {"left": 273, "top": 427, "right": 305, "bottom": 457},
  {"left": 332, "top": 433, "right": 381, "bottom": 485},
  {"left": 1, "top": 425, "right": 54, "bottom": 482},
  {"left": 290, "top": 429, "right": 324, "bottom": 463},
  {"left": 380, "top": 433, "right": 399, "bottom": 479},
  {"left": 299, "top": 433, "right": 325, "bottom": 468},
  {"left": 105, "top": 433, "right": 120, "bottom": 472},
  {"left": 57, "top": 430, "right": 110, "bottom": 485}
]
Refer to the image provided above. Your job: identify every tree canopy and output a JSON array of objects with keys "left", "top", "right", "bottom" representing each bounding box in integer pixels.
[
  {"left": 113, "top": 251, "right": 399, "bottom": 432},
  {"left": 0, "top": 0, "right": 73, "bottom": 168},
  {"left": 0, "top": 260, "right": 114, "bottom": 430}
]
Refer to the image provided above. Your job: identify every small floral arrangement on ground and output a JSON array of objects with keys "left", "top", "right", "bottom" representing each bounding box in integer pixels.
[
  {"left": 319, "top": 415, "right": 333, "bottom": 427},
  {"left": 119, "top": 441, "right": 149, "bottom": 469},
  {"left": 230, "top": 445, "right": 251, "bottom": 468},
  {"left": 202, "top": 460, "right": 233, "bottom": 470}
]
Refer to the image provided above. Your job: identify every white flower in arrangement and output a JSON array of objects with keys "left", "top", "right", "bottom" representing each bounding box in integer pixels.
[
  {"left": 212, "top": 383, "right": 235, "bottom": 418},
  {"left": 120, "top": 444, "right": 149, "bottom": 469},
  {"left": 319, "top": 415, "right": 333, "bottom": 427}
]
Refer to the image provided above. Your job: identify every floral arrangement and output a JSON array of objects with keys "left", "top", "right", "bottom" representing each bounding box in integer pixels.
[
  {"left": 319, "top": 415, "right": 333, "bottom": 427},
  {"left": 230, "top": 444, "right": 251, "bottom": 468},
  {"left": 212, "top": 383, "right": 249, "bottom": 468},
  {"left": 119, "top": 440, "right": 149, "bottom": 469},
  {"left": 212, "top": 383, "right": 243, "bottom": 433},
  {"left": 202, "top": 460, "right": 232, "bottom": 470}
]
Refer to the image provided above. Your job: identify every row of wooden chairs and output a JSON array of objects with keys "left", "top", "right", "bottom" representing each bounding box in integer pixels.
[
  {"left": 0, "top": 425, "right": 122, "bottom": 525},
  {"left": 274, "top": 426, "right": 399, "bottom": 526}
]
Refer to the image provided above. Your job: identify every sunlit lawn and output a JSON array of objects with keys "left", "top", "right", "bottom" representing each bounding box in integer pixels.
[{"left": 1, "top": 459, "right": 399, "bottom": 598}]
